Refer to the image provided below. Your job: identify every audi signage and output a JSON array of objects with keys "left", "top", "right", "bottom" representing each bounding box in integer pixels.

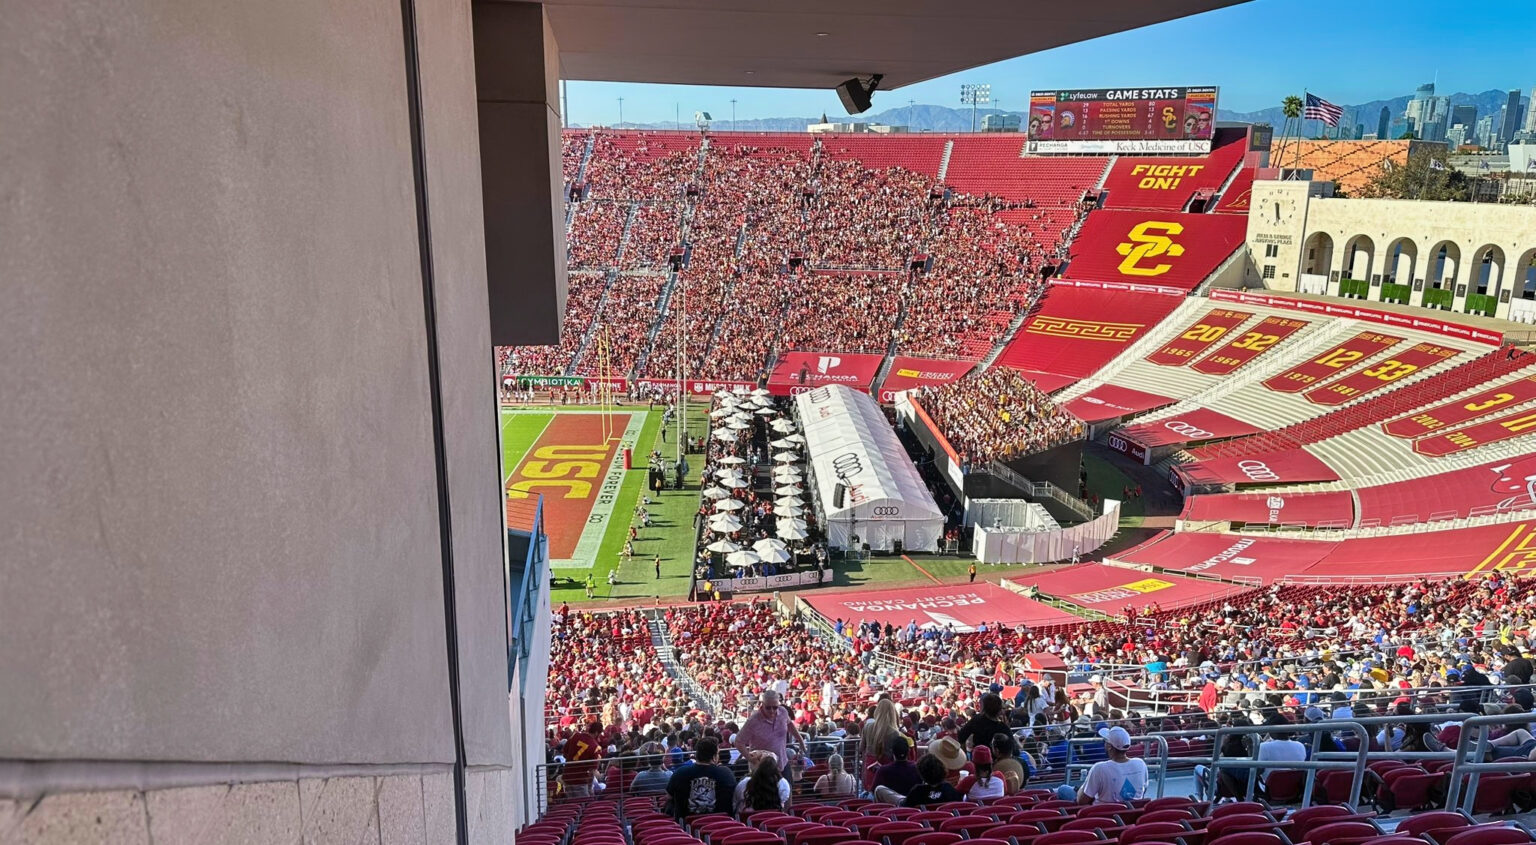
[
  {"left": 1165, "top": 420, "right": 1214, "bottom": 439},
  {"left": 1105, "top": 433, "right": 1149, "bottom": 463}
]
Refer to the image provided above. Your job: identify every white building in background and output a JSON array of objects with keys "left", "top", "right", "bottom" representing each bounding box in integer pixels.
[
  {"left": 806, "top": 120, "right": 908, "bottom": 133},
  {"left": 1239, "top": 177, "right": 1536, "bottom": 321}
]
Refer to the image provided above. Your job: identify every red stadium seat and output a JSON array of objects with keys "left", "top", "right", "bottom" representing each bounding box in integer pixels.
[{"left": 1443, "top": 828, "right": 1536, "bottom": 845}]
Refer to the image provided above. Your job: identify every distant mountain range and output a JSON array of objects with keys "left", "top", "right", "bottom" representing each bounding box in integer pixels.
[{"left": 582, "top": 90, "right": 1528, "bottom": 135}]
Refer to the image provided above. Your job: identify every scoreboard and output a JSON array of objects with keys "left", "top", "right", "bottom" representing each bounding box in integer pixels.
[{"left": 1026, "top": 87, "right": 1218, "bottom": 155}]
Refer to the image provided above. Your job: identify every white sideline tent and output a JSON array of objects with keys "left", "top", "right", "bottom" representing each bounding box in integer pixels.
[{"left": 793, "top": 385, "right": 945, "bottom": 553}]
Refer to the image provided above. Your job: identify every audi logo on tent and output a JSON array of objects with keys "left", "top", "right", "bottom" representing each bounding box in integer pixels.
[
  {"left": 872, "top": 506, "right": 900, "bottom": 516},
  {"left": 1164, "top": 420, "right": 1213, "bottom": 438},
  {"left": 1237, "top": 460, "right": 1280, "bottom": 482},
  {"left": 832, "top": 453, "right": 864, "bottom": 478}
]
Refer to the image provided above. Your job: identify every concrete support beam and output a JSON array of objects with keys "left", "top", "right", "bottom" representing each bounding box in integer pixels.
[{"left": 475, "top": 3, "right": 567, "bottom": 346}]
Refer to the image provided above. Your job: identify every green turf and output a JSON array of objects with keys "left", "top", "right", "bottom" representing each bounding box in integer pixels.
[
  {"left": 500, "top": 411, "right": 554, "bottom": 482},
  {"left": 513, "top": 403, "right": 1087, "bottom": 606},
  {"left": 1083, "top": 452, "right": 1147, "bottom": 522}
]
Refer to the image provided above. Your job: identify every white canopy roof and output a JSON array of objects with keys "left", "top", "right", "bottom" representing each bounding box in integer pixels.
[{"left": 793, "top": 385, "right": 944, "bottom": 551}]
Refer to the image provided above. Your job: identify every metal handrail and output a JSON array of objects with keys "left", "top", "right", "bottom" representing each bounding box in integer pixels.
[
  {"left": 1446, "top": 713, "right": 1536, "bottom": 812},
  {"left": 1211, "top": 719, "right": 1371, "bottom": 806}
]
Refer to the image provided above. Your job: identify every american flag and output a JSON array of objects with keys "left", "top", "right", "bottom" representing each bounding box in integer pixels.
[{"left": 1304, "top": 93, "right": 1344, "bottom": 127}]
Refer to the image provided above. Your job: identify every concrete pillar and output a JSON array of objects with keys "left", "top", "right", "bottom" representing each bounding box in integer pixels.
[{"left": 475, "top": 2, "right": 568, "bottom": 346}]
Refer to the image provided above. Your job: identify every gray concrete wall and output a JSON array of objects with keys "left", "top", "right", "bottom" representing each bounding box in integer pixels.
[
  {"left": 1, "top": 0, "right": 518, "bottom": 830},
  {"left": 417, "top": 0, "right": 516, "bottom": 769}
]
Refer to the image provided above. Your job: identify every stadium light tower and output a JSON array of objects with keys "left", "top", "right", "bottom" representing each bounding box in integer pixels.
[{"left": 960, "top": 83, "right": 991, "bottom": 133}]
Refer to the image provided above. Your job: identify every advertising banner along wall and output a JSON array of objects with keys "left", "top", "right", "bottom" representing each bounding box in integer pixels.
[
  {"left": 1177, "top": 448, "right": 1340, "bottom": 486},
  {"left": 878, "top": 357, "right": 975, "bottom": 402},
  {"left": 1208, "top": 289, "right": 1503, "bottom": 346},
  {"left": 768, "top": 352, "right": 883, "bottom": 395},
  {"left": 802, "top": 583, "right": 1082, "bottom": 632},
  {"left": 1063, "top": 384, "right": 1175, "bottom": 423},
  {"left": 1006, "top": 563, "right": 1257, "bottom": 614}
]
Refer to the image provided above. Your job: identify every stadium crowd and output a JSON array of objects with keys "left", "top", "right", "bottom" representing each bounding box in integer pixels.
[
  {"left": 572, "top": 274, "right": 668, "bottom": 377},
  {"left": 504, "top": 131, "right": 1074, "bottom": 381},
  {"left": 916, "top": 368, "right": 1085, "bottom": 466}
]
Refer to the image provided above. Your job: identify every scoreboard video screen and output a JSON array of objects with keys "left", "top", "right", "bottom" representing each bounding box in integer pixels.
[{"left": 1026, "top": 87, "right": 1218, "bottom": 155}]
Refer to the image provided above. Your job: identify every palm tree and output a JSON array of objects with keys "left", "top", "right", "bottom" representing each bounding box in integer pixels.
[{"left": 1274, "top": 95, "right": 1304, "bottom": 171}]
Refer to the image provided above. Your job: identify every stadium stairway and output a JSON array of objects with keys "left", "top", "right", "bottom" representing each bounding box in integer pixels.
[
  {"left": 566, "top": 270, "right": 622, "bottom": 375},
  {"left": 643, "top": 610, "right": 717, "bottom": 716}
]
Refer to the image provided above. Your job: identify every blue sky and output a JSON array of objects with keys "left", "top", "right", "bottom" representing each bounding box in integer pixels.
[{"left": 564, "top": 0, "right": 1535, "bottom": 126}]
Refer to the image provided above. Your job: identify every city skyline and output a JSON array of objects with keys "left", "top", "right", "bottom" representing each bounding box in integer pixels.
[{"left": 564, "top": 0, "right": 1535, "bottom": 127}]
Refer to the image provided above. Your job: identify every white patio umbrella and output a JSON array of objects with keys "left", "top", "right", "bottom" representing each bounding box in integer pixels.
[
  {"left": 705, "top": 539, "right": 741, "bottom": 554},
  {"left": 754, "top": 407, "right": 776, "bottom": 416},
  {"left": 771, "top": 467, "right": 801, "bottom": 478},
  {"left": 751, "top": 395, "right": 774, "bottom": 406},
  {"left": 756, "top": 546, "right": 792, "bottom": 565},
  {"left": 713, "top": 468, "right": 746, "bottom": 481},
  {"left": 776, "top": 523, "right": 809, "bottom": 541},
  {"left": 777, "top": 517, "right": 808, "bottom": 531},
  {"left": 719, "top": 476, "right": 748, "bottom": 489},
  {"left": 770, "top": 419, "right": 797, "bottom": 433},
  {"left": 708, "top": 514, "right": 743, "bottom": 533},
  {"left": 725, "top": 550, "right": 761, "bottom": 568},
  {"left": 732, "top": 385, "right": 751, "bottom": 395},
  {"left": 773, "top": 451, "right": 800, "bottom": 463},
  {"left": 714, "top": 390, "right": 733, "bottom": 399},
  {"left": 717, "top": 455, "right": 746, "bottom": 465},
  {"left": 751, "top": 388, "right": 771, "bottom": 397},
  {"left": 712, "top": 429, "right": 738, "bottom": 442},
  {"left": 753, "top": 537, "right": 789, "bottom": 555},
  {"left": 725, "top": 419, "right": 750, "bottom": 430},
  {"left": 774, "top": 504, "right": 804, "bottom": 517},
  {"left": 709, "top": 407, "right": 734, "bottom": 419},
  {"left": 702, "top": 486, "right": 731, "bottom": 500},
  {"left": 770, "top": 438, "right": 795, "bottom": 448},
  {"left": 774, "top": 485, "right": 801, "bottom": 497},
  {"left": 785, "top": 434, "right": 806, "bottom": 444},
  {"left": 713, "top": 499, "right": 745, "bottom": 512}
]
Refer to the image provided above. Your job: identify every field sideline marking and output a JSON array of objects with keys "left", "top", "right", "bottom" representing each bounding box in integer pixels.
[
  {"left": 902, "top": 555, "right": 944, "bottom": 585},
  {"left": 502, "top": 413, "right": 555, "bottom": 486}
]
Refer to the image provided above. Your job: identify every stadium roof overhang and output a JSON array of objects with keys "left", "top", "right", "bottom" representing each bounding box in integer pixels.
[{"left": 521, "top": 0, "right": 1252, "bottom": 89}]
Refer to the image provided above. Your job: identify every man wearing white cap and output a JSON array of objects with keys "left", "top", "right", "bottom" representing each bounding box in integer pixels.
[{"left": 1076, "top": 726, "right": 1147, "bottom": 804}]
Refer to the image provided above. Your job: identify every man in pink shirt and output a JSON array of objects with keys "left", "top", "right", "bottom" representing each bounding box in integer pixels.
[{"left": 736, "top": 689, "right": 803, "bottom": 767}]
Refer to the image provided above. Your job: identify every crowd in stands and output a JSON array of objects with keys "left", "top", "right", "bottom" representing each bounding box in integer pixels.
[
  {"left": 547, "top": 606, "right": 696, "bottom": 734},
  {"left": 569, "top": 202, "right": 629, "bottom": 270},
  {"left": 917, "top": 368, "right": 1084, "bottom": 466},
  {"left": 624, "top": 203, "right": 684, "bottom": 271},
  {"left": 803, "top": 160, "right": 933, "bottom": 269},
  {"left": 778, "top": 273, "right": 903, "bottom": 356},
  {"left": 582, "top": 134, "right": 698, "bottom": 203},
  {"left": 503, "top": 131, "right": 1076, "bottom": 380},
  {"left": 573, "top": 274, "right": 668, "bottom": 377},
  {"left": 543, "top": 570, "right": 1536, "bottom": 816}
]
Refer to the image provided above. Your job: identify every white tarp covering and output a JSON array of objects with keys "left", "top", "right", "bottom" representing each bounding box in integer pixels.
[{"left": 794, "top": 385, "right": 945, "bottom": 553}]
